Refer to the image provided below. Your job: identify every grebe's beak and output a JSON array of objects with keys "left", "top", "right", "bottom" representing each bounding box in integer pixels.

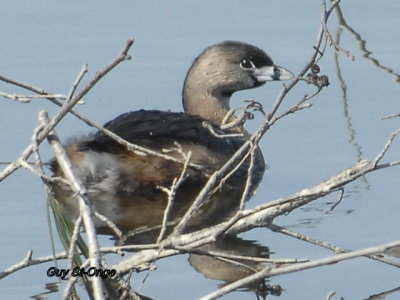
[{"left": 254, "top": 65, "right": 294, "bottom": 82}]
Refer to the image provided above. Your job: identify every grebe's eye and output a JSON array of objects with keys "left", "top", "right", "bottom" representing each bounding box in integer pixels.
[{"left": 240, "top": 59, "right": 256, "bottom": 70}]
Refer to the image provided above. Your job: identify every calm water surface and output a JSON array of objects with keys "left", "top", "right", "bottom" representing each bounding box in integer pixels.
[{"left": 0, "top": 1, "right": 399, "bottom": 299}]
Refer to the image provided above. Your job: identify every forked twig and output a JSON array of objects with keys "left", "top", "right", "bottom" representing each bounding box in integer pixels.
[{"left": 157, "top": 144, "right": 192, "bottom": 243}]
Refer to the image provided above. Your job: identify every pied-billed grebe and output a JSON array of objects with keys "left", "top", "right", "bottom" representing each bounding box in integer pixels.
[{"left": 50, "top": 41, "right": 293, "bottom": 234}]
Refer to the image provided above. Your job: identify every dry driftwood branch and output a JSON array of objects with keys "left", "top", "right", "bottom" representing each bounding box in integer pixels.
[
  {"left": 7, "top": 137, "right": 395, "bottom": 283},
  {"left": 41, "top": 111, "right": 105, "bottom": 299},
  {"left": 112, "top": 152, "right": 399, "bottom": 275}
]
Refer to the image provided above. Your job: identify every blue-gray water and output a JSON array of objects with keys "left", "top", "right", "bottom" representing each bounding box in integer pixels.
[{"left": 1, "top": 1, "right": 399, "bottom": 299}]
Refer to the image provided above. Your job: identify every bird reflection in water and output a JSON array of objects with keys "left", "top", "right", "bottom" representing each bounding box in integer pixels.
[{"left": 188, "top": 236, "right": 282, "bottom": 299}]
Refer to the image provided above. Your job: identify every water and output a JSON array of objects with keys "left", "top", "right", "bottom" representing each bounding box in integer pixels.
[{"left": 0, "top": 1, "right": 399, "bottom": 299}]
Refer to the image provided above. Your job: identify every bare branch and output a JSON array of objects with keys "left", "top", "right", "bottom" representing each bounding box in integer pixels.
[
  {"left": 176, "top": 246, "right": 306, "bottom": 264},
  {"left": 113, "top": 150, "right": 399, "bottom": 275},
  {"left": 41, "top": 111, "right": 105, "bottom": 299},
  {"left": 269, "top": 224, "right": 400, "bottom": 268},
  {"left": 0, "top": 73, "right": 55, "bottom": 96},
  {"left": 0, "top": 38, "right": 134, "bottom": 183},
  {"left": 0, "top": 251, "right": 67, "bottom": 280},
  {"left": 198, "top": 239, "right": 400, "bottom": 300}
]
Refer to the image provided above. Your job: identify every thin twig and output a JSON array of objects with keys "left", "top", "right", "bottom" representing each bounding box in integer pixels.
[
  {"left": 157, "top": 145, "right": 192, "bottom": 243},
  {"left": 269, "top": 224, "right": 400, "bottom": 268},
  {"left": 67, "top": 216, "right": 83, "bottom": 263},
  {"left": 94, "top": 212, "right": 123, "bottom": 238},
  {"left": 203, "top": 122, "right": 244, "bottom": 138},
  {"left": 0, "top": 91, "right": 67, "bottom": 103},
  {"left": 238, "top": 144, "right": 258, "bottom": 211},
  {"left": 325, "top": 188, "right": 345, "bottom": 213},
  {"left": 321, "top": 0, "right": 354, "bottom": 60},
  {"left": 372, "top": 128, "right": 400, "bottom": 167},
  {"left": 176, "top": 246, "right": 306, "bottom": 264},
  {"left": 381, "top": 113, "right": 400, "bottom": 120}
]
